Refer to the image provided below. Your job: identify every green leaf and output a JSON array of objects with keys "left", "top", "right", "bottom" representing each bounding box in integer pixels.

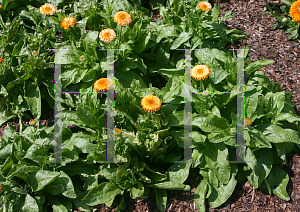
[
  {"left": 130, "top": 182, "right": 145, "bottom": 199},
  {"left": 194, "top": 178, "right": 208, "bottom": 211},
  {"left": 72, "top": 200, "right": 93, "bottom": 212},
  {"left": 170, "top": 32, "right": 192, "bottom": 50},
  {"left": 247, "top": 126, "right": 272, "bottom": 148},
  {"left": 26, "top": 170, "right": 60, "bottom": 192},
  {"left": 208, "top": 164, "right": 238, "bottom": 208},
  {"left": 204, "top": 142, "right": 231, "bottom": 184},
  {"left": 12, "top": 38, "right": 26, "bottom": 57},
  {"left": 245, "top": 87, "right": 258, "bottom": 118},
  {"left": 6, "top": 73, "right": 31, "bottom": 90},
  {"left": 267, "top": 166, "right": 290, "bottom": 201},
  {"left": 156, "top": 25, "right": 182, "bottom": 43},
  {"left": 147, "top": 181, "right": 191, "bottom": 191},
  {"left": 51, "top": 171, "right": 77, "bottom": 199},
  {"left": 255, "top": 123, "right": 300, "bottom": 144},
  {"left": 193, "top": 113, "right": 230, "bottom": 132},
  {"left": 83, "top": 31, "right": 99, "bottom": 56},
  {"left": 7, "top": 164, "right": 40, "bottom": 179},
  {"left": 82, "top": 182, "right": 123, "bottom": 206},
  {"left": 24, "top": 82, "right": 41, "bottom": 120},
  {"left": 167, "top": 163, "right": 191, "bottom": 184},
  {"left": 244, "top": 59, "right": 274, "bottom": 80},
  {"left": 133, "top": 31, "right": 151, "bottom": 54},
  {"left": 247, "top": 148, "right": 273, "bottom": 188},
  {"left": 154, "top": 188, "right": 167, "bottom": 212},
  {"left": 211, "top": 67, "right": 230, "bottom": 84},
  {"left": 274, "top": 113, "right": 300, "bottom": 124},
  {"left": 24, "top": 144, "right": 48, "bottom": 166},
  {"left": 22, "top": 194, "right": 39, "bottom": 212}
]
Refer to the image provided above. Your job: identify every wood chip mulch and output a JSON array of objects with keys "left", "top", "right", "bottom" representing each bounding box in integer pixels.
[{"left": 0, "top": 0, "right": 300, "bottom": 211}]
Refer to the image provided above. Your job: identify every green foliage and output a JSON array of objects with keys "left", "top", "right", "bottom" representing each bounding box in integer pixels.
[{"left": 1, "top": 0, "right": 300, "bottom": 211}]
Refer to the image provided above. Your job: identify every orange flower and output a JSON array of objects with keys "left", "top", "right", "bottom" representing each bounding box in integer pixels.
[
  {"left": 94, "top": 78, "right": 114, "bottom": 92},
  {"left": 32, "top": 51, "right": 38, "bottom": 56},
  {"left": 114, "top": 11, "right": 132, "bottom": 26},
  {"left": 141, "top": 95, "right": 162, "bottom": 112},
  {"left": 40, "top": 3, "right": 56, "bottom": 15},
  {"left": 197, "top": 1, "right": 212, "bottom": 11},
  {"left": 60, "top": 17, "right": 76, "bottom": 30},
  {"left": 0, "top": 58, "right": 2, "bottom": 63},
  {"left": 191, "top": 65, "right": 211, "bottom": 81},
  {"left": 289, "top": 0, "right": 300, "bottom": 22},
  {"left": 79, "top": 56, "right": 85, "bottom": 61},
  {"left": 245, "top": 118, "right": 252, "bottom": 125},
  {"left": 29, "top": 119, "right": 36, "bottom": 126},
  {"left": 99, "top": 28, "right": 116, "bottom": 42},
  {"left": 0, "top": 5, "right": 2, "bottom": 9},
  {"left": 114, "top": 128, "right": 122, "bottom": 134}
]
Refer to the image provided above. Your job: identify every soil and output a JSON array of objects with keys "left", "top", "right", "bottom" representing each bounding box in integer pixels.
[{"left": 1, "top": 0, "right": 300, "bottom": 211}]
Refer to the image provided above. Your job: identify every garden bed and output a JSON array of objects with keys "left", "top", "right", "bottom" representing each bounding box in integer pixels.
[{"left": 0, "top": 0, "right": 300, "bottom": 211}]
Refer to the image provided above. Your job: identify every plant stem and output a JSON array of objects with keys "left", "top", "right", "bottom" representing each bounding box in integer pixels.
[{"left": 265, "top": 0, "right": 275, "bottom": 16}]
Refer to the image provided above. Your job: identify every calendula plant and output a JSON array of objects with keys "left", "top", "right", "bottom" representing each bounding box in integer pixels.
[{"left": 265, "top": 0, "right": 300, "bottom": 40}]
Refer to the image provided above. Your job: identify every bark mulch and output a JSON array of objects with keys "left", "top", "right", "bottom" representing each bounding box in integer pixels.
[{"left": 1, "top": 0, "right": 300, "bottom": 211}]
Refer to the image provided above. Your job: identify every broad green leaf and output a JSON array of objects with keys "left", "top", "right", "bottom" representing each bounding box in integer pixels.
[
  {"left": 208, "top": 164, "right": 238, "bottom": 208},
  {"left": 133, "top": 31, "right": 151, "bottom": 54},
  {"left": 72, "top": 200, "right": 93, "bottom": 212},
  {"left": 244, "top": 59, "right": 274, "bottom": 79},
  {"left": 82, "top": 182, "right": 123, "bottom": 206},
  {"left": 156, "top": 25, "right": 182, "bottom": 43},
  {"left": 0, "top": 143, "right": 13, "bottom": 159},
  {"left": 51, "top": 171, "right": 77, "bottom": 199},
  {"left": 247, "top": 126, "right": 272, "bottom": 148},
  {"left": 22, "top": 194, "right": 39, "bottom": 212},
  {"left": 26, "top": 170, "right": 60, "bottom": 192},
  {"left": 169, "top": 129, "right": 206, "bottom": 148},
  {"left": 211, "top": 67, "right": 230, "bottom": 84},
  {"left": 67, "top": 132, "right": 97, "bottom": 153},
  {"left": 12, "top": 38, "right": 26, "bottom": 57},
  {"left": 7, "top": 164, "right": 40, "bottom": 179},
  {"left": 52, "top": 200, "right": 68, "bottom": 212},
  {"left": 247, "top": 148, "right": 273, "bottom": 188},
  {"left": 6, "top": 73, "right": 30, "bottom": 90},
  {"left": 194, "top": 178, "right": 208, "bottom": 211},
  {"left": 273, "top": 143, "right": 294, "bottom": 163},
  {"left": 267, "top": 166, "right": 290, "bottom": 201},
  {"left": 274, "top": 113, "right": 300, "bottom": 124},
  {"left": 167, "top": 163, "right": 191, "bottom": 184},
  {"left": 193, "top": 114, "right": 230, "bottom": 132},
  {"left": 83, "top": 31, "right": 99, "bottom": 56},
  {"left": 154, "top": 188, "right": 167, "bottom": 212},
  {"left": 245, "top": 87, "right": 258, "bottom": 118},
  {"left": 24, "top": 144, "right": 48, "bottom": 166},
  {"left": 130, "top": 182, "right": 145, "bottom": 199},
  {"left": 204, "top": 142, "right": 231, "bottom": 184},
  {"left": 256, "top": 123, "right": 300, "bottom": 144},
  {"left": 24, "top": 82, "right": 41, "bottom": 120},
  {"left": 170, "top": 32, "right": 192, "bottom": 50}
]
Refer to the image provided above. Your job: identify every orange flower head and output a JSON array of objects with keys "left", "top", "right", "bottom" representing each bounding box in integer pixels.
[
  {"left": 141, "top": 95, "right": 162, "bottom": 112},
  {"left": 94, "top": 78, "right": 114, "bottom": 92},
  {"left": 197, "top": 1, "right": 212, "bottom": 11},
  {"left": 99, "top": 28, "right": 116, "bottom": 42},
  {"left": 60, "top": 17, "right": 76, "bottom": 30},
  {"left": 245, "top": 118, "right": 252, "bottom": 125},
  {"left": 191, "top": 65, "right": 211, "bottom": 81},
  {"left": 0, "top": 58, "right": 2, "bottom": 63},
  {"left": 29, "top": 119, "right": 36, "bottom": 126},
  {"left": 289, "top": 1, "right": 300, "bottom": 22},
  {"left": 40, "top": 3, "right": 56, "bottom": 15},
  {"left": 32, "top": 51, "right": 38, "bottom": 56},
  {"left": 114, "top": 128, "right": 122, "bottom": 134},
  {"left": 80, "top": 56, "right": 85, "bottom": 61},
  {"left": 114, "top": 11, "right": 132, "bottom": 26},
  {"left": 0, "top": 5, "right": 2, "bottom": 9}
]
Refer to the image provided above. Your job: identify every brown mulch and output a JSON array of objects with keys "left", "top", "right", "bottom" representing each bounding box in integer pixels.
[{"left": 1, "top": 0, "right": 300, "bottom": 211}]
